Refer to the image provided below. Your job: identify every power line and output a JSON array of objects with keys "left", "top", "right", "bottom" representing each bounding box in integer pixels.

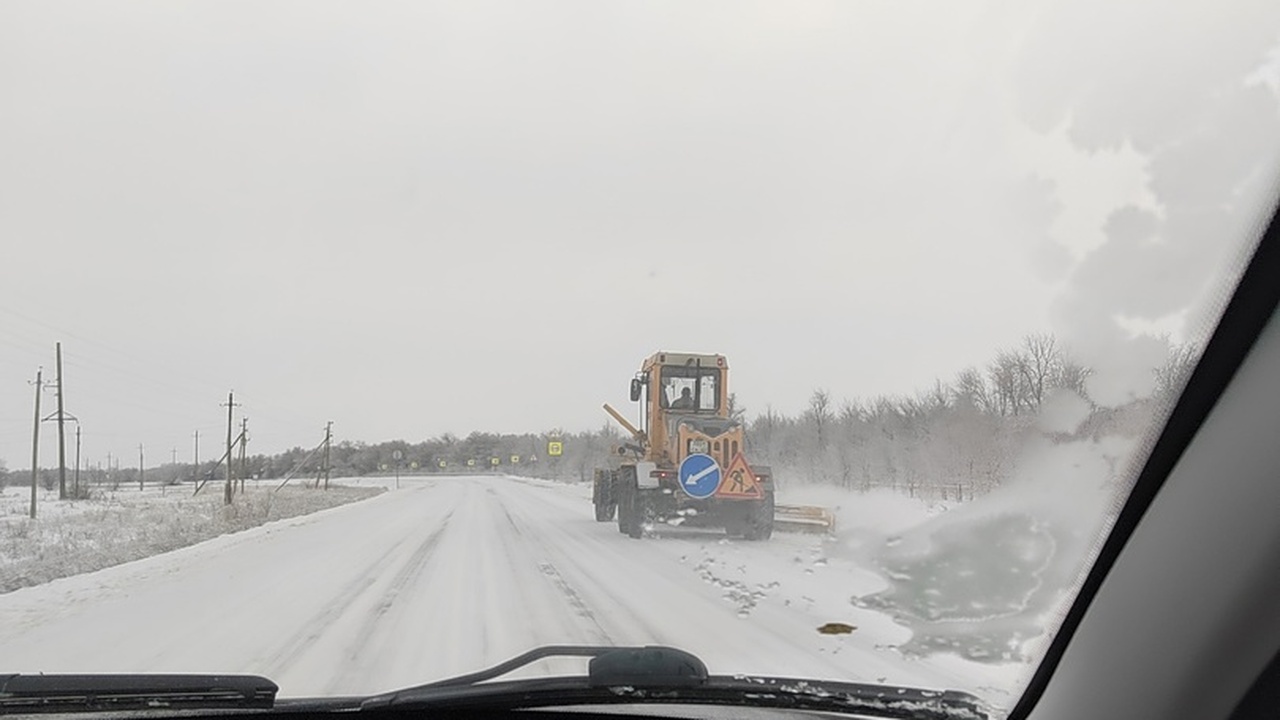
[{"left": 0, "top": 305, "right": 229, "bottom": 394}]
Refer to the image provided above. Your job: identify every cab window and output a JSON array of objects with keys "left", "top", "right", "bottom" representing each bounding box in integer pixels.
[{"left": 660, "top": 367, "right": 719, "bottom": 411}]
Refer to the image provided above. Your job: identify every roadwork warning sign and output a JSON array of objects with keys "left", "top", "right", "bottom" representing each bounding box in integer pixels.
[{"left": 716, "top": 453, "right": 763, "bottom": 499}]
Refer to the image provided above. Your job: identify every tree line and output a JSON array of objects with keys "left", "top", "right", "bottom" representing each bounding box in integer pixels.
[
  {"left": 743, "top": 333, "right": 1197, "bottom": 498},
  {"left": 0, "top": 333, "right": 1198, "bottom": 501}
]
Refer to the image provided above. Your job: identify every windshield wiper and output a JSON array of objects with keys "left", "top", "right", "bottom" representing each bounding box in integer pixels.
[
  {"left": 342, "top": 645, "right": 988, "bottom": 720},
  {"left": 0, "top": 674, "right": 277, "bottom": 714}
]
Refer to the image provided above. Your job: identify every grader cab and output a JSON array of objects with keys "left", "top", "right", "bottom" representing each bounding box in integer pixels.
[{"left": 593, "top": 351, "right": 834, "bottom": 539}]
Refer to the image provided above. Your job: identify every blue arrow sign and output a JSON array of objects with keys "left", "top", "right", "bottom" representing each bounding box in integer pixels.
[{"left": 678, "top": 453, "right": 721, "bottom": 499}]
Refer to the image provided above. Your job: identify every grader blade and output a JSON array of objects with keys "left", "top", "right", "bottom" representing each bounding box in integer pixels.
[{"left": 774, "top": 504, "right": 837, "bottom": 534}]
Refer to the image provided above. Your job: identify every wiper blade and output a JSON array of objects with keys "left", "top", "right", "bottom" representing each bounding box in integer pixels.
[
  {"left": 0, "top": 674, "right": 277, "bottom": 714},
  {"left": 355, "top": 645, "right": 705, "bottom": 710},
  {"left": 414, "top": 644, "right": 706, "bottom": 690},
  {"left": 354, "top": 645, "right": 987, "bottom": 720}
]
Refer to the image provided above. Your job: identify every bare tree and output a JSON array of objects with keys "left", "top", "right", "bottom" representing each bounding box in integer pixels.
[
  {"left": 1057, "top": 359, "right": 1092, "bottom": 398},
  {"left": 1019, "top": 333, "right": 1061, "bottom": 410},
  {"left": 838, "top": 399, "right": 863, "bottom": 425},
  {"left": 988, "top": 350, "right": 1026, "bottom": 416},
  {"left": 955, "top": 366, "right": 994, "bottom": 413},
  {"left": 727, "top": 392, "right": 747, "bottom": 423},
  {"left": 806, "top": 389, "right": 833, "bottom": 451}
]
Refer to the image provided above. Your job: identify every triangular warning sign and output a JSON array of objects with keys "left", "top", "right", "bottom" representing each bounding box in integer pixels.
[{"left": 716, "top": 453, "right": 762, "bottom": 499}]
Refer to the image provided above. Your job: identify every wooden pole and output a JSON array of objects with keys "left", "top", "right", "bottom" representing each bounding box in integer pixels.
[{"left": 29, "top": 368, "right": 42, "bottom": 519}]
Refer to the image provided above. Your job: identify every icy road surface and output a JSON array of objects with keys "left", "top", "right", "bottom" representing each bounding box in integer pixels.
[{"left": 0, "top": 475, "right": 1022, "bottom": 705}]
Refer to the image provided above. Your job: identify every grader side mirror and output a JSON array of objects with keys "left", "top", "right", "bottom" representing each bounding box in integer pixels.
[{"left": 630, "top": 378, "right": 642, "bottom": 402}]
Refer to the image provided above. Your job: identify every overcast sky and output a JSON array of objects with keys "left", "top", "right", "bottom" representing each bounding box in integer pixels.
[{"left": 2, "top": 0, "right": 1278, "bottom": 469}]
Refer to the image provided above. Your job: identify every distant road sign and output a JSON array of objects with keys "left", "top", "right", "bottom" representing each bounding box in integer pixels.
[
  {"left": 678, "top": 453, "right": 721, "bottom": 499},
  {"left": 438, "top": 460, "right": 447, "bottom": 468},
  {"left": 491, "top": 457, "right": 500, "bottom": 466},
  {"left": 511, "top": 455, "right": 520, "bottom": 464},
  {"left": 467, "top": 458, "right": 476, "bottom": 467},
  {"left": 392, "top": 450, "right": 403, "bottom": 461},
  {"left": 548, "top": 441, "right": 563, "bottom": 457},
  {"left": 528, "top": 454, "right": 538, "bottom": 463}
]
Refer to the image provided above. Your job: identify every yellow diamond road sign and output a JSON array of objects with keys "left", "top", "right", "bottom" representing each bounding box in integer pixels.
[{"left": 548, "top": 441, "right": 563, "bottom": 456}]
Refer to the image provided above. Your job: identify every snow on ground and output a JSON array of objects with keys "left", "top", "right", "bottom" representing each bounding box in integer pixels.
[
  {"left": 0, "top": 474, "right": 1045, "bottom": 714},
  {"left": 0, "top": 481, "right": 382, "bottom": 593}
]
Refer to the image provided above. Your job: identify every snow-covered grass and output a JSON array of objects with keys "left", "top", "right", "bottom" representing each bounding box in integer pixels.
[{"left": 0, "top": 481, "right": 383, "bottom": 594}]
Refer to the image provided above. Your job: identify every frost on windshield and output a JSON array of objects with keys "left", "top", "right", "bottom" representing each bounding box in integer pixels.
[{"left": 840, "top": 0, "right": 1280, "bottom": 667}]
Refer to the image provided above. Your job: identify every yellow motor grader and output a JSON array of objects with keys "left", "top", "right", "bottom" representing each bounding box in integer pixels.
[{"left": 594, "top": 351, "right": 835, "bottom": 539}]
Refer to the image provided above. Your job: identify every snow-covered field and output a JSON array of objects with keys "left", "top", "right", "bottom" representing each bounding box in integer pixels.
[
  {"left": 0, "top": 473, "right": 1094, "bottom": 714},
  {"left": 0, "top": 481, "right": 382, "bottom": 593}
]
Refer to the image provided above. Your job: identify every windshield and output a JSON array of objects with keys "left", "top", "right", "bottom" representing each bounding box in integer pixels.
[
  {"left": 660, "top": 367, "right": 719, "bottom": 412},
  {"left": 1, "top": 1, "right": 1278, "bottom": 717}
]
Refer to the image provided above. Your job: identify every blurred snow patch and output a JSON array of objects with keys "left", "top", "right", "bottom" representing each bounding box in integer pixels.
[{"left": 1036, "top": 390, "right": 1093, "bottom": 434}]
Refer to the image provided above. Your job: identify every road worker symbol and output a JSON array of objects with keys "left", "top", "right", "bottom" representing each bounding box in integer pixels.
[{"left": 718, "top": 454, "right": 762, "bottom": 499}]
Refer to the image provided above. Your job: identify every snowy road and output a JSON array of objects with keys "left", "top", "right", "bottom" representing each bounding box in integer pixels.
[{"left": 0, "top": 476, "right": 1019, "bottom": 702}]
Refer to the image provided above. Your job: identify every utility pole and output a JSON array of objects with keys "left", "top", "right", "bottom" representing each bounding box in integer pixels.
[
  {"left": 55, "top": 343, "right": 67, "bottom": 500},
  {"left": 238, "top": 417, "right": 248, "bottom": 493},
  {"left": 29, "top": 368, "right": 43, "bottom": 519},
  {"left": 221, "top": 392, "right": 239, "bottom": 505},
  {"left": 74, "top": 424, "right": 81, "bottom": 497},
  {"left": 323, "top": 421, "right": 332, "bottom": 491},
  {"left": 193, "top": 430, "right": 200, "bottom": 493},
  {"left": 138, "top": 443, "right": 145, "bottom": 491}
]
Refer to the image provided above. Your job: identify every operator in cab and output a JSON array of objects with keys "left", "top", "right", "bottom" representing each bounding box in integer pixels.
[{"left": 671, "top": 387, "right": 695, "bottom": 410}]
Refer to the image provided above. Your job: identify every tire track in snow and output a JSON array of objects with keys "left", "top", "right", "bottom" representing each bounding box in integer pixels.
[
  {"left": 490, "top": 486, "right": 613, "bottom": 646},
  {"left": 493, "top": 481, "right": 670, "bottom": 644},
  {"left": 535, "top": 562, "right": 611, "bottom": 644},
  {"left": 345, "top": 511, "right": 455, "bottom": 655},
  {"left": 486, "top": 477, "right": 929, "bottom": 685},
  {"left": 257, "top": 543, "right": 406, "bottom": 677},
  {"left": 260, "top": 510, "right": 454, "bottom": 678}
]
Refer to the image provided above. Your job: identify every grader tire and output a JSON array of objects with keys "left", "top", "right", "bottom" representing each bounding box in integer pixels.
[
  {"left": 616, "top": 467, "right": 643, "bottom": 538},
  {"left": 744, "top": 489, "right": 775, "bottom": 541},
  {"left": 593, "top": 469, "right": 617, "bottom": 522}
]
